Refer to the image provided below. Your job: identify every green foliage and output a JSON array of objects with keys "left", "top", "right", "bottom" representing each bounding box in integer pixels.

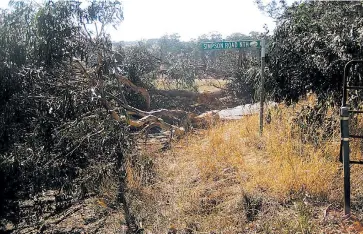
[
  {"left": 266, "top": 0, "right": 363, "bottom": 102},
  {"left": 116, "top": 42, "right": 159, "bottom": 86},
  {"left": 0, "top": 0, "right": 131, "bottom": 224},
  {"left": 226, "top": 53, "right": 261, "bottom": 103}
]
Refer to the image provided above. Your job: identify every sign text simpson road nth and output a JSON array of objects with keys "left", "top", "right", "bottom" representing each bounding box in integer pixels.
[{"left": 201, "top": 41, "right": 261, "bottom": 50}]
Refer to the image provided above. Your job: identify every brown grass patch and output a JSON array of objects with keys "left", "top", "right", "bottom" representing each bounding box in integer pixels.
[
  {"left": 127, "top": 95, "right": 363, "bottom": 233},
  {"left": 154, "top": 78, "right": 228, "bottom": 93}
]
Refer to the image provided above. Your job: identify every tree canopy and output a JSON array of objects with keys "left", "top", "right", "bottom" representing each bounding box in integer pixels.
[
  {"left": 265, "top": 0, "right": 363, "bottom": 102},
  {"left": 0, "top": 0, "right": 131, "bottom": 224}
]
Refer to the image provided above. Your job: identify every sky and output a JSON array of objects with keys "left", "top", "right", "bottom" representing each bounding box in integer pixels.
[{"left": 0, "top": 0, "right": 276, "bottom": 42}]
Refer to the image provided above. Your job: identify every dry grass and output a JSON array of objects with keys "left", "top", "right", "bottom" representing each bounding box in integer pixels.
[
  {"left": 154, "top": 78, "right": 228, "bottom": 93},
  {"left": 42, "top": 197, "right": 127, "bottom": 234},
  {"left": 126, "top": 95, "right": 363, "bottom": 233},
  {"left": 196, "top": 79, "right": 228, "bottom": 93}
]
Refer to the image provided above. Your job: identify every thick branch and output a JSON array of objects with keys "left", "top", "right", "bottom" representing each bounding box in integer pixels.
[
  {"left": 117, "top": 76, "right": 151, "bottom": 110},
  {"left": 100, "top": 97, "right": 185, "bottom": 136},
  {"left": 72, "top": 57, "right": 186, "bottom": 137}
]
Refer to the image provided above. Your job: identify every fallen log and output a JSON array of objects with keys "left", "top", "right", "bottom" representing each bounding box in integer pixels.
[
  {"left": 100, "top": 97, "right": 186, "bottom": 137},
  {"left": 72, "top": 58, "right": 224, "bottom": 140},
  {"left": 117, "top": 76, "right": 150, "bottom": 110}
]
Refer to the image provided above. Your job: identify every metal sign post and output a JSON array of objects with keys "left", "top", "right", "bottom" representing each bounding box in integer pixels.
[
  {"left": 259, "top": 39, "right": 266, "bottom": 136},
  {"left": 201, "top": 39, "right": 266, "bottom": 134}
]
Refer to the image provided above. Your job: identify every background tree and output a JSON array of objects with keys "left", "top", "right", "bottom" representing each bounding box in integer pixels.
[{"left": 262, "top": 0, "right": 363, "bottom": 102}]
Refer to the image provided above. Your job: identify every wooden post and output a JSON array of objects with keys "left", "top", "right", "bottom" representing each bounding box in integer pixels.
[{"left": 259, "top": 39, "right": 266, "bottom": 136}]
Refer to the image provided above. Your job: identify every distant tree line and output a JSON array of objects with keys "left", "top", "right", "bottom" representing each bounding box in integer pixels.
[
  {"left": 114, "top": 31, "right": 265, "bottom": 103},
  {"left": 117, "top": 0, "right": 363, "bottom": 104}
]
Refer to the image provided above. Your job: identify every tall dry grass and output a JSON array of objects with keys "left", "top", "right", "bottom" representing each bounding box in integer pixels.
[
  {"left": 128, "top": 95, "right": 363, "bottom": 232},
  {"left": 180, "top": 95, "right": 341, "bottom": 202}
]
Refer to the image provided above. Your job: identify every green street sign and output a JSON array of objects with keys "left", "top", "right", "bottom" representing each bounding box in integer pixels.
[{"left": 201, "top": 40, "right": 261, "bottom": 50}]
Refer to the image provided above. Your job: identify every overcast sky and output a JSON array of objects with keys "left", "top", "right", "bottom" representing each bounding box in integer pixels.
[{"left": 0, "top": 0, "right": 276, "bottom": 41}]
